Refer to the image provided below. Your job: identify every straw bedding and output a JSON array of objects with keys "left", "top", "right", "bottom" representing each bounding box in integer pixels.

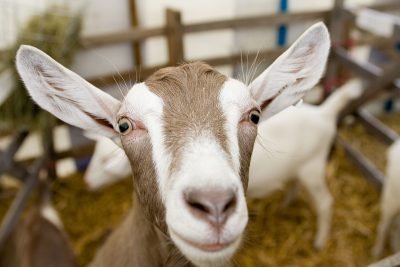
[{"left": 0, "top": 113, "right": 399, "bottom": 266}]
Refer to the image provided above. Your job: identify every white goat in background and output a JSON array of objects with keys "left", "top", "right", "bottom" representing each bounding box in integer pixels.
[
  {"left": 83, "top": 78, "right": 363, "bottom": 249},
  {"left": 373, "top": 139, "right": 400, "bottom": 258},
  {"left": 249, "top": 79, "right": 363, "bottom": 249}
]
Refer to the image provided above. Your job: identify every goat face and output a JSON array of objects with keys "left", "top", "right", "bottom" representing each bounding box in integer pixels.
[
  {"left": 16, "top": 22, "right": 330, "bottom": 266},
  {"left": 118, "top": 65, "right": 256, "bottom": 265}
]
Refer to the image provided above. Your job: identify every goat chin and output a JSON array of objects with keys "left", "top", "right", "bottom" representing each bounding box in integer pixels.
[{"left": 171, "top": 231, "right": 241, "bottom": 267}]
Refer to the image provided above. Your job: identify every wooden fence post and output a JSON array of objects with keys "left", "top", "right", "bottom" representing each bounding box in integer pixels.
[
  {"left": 128, "top": 0, "right": 142, "bottom": 67},
  {"left": 43, "top": 124, "right": 57, "bottom": 180},
  {"left": 166, "top": 9, "right": 184, "bottom": 66},
  {"left": 324, "top": 0, "right": 346, "bottom": 97}
]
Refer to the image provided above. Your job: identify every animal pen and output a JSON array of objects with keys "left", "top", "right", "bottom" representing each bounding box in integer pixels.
[{"left": 1, "top": 0, "right": 400, "bottom": 266}]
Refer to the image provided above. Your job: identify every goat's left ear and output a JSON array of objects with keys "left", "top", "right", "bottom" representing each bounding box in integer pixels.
[
  {"left": 249, "top": 22, "right": 330, "bottom": 121},
  {"left": 16, "top": 45, "right": 121, "bottom": 138}
]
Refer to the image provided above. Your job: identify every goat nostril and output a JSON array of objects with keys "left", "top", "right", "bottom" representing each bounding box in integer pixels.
[
  {"left": 223, "top": 197, "right": 236, "bottom": 213},
  {"left": 184, "top": 189, "right": 237, "bottom": 227},
  {"left": 187, "top": 200, "right": 209, "bottom": 214}
]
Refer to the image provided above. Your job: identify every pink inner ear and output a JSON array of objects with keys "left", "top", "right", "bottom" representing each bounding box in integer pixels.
[
  {"left": 259, "top": 85, "right": 286, "bottom": 111},
  {"left": 260, "top": 97, "right": 274, "bottom": 111}
]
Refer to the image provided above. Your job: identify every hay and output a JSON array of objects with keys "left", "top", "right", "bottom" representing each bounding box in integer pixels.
[
  {"left": 0, "top": 5, "right": 82, "bottom": 132},
  {"left": 1, "top": 112, "right": 399, "bottom": 266}
]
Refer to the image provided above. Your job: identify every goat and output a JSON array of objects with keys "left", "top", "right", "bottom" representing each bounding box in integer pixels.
[
  {"left": 83, "top": 81, "right": 362, "bottom": 250},
  {"left": 84, "top": 80, "right": 363, "bottom": 250},
  {"left": 0, "top": 194, "right": 76, "bottom": 267},
  {"left": 248, "top": 79, "right": 363, "bottom": 249},
  {"left": 16, "top": 23, "right": 330, "bottom": 267},
  {"left": 372, "top": 139, "right": 400, "bottom": 258}
]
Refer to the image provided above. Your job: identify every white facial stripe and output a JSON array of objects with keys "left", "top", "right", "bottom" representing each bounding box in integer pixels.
[
  {"left": 166, "top": 134, "right": 247, "bottom": 240},
  {"left": 123, "top": 83, "right": 172, "bottom": 202},
  {"left": 177, "top": 134, "right": 238, "bottom": 189},
  {"left": 219, "top": 78, "right": 254, "bottom": 174}
]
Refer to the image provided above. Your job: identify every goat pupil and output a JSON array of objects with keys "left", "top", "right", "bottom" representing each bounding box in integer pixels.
[
  {"left": 119, "top": 122, "right": 129, "bottom": 133},
  {"left": 250, "top": 114, "right": 260, "bottom": 124}
]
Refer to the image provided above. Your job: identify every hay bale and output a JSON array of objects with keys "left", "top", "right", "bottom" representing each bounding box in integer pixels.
[{"left": 0, "top": 5, "right": 82, "bottom": 132}]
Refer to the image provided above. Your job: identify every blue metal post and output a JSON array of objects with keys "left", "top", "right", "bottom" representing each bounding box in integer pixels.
[{"left": 277, "top": 0, "right": 288, "bottom": 47}]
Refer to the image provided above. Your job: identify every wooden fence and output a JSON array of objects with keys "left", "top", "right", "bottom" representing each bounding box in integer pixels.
[{"left": 1, "top": 0, "right": 400, "bottom": 251}]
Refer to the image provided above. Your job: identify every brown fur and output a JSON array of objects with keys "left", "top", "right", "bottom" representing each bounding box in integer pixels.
[
  {"left": 146, "top": 62, "right": 230, "bottom": 174},
  {"left": 0, "top": 208, "right": 76, "bottom": 267},
  {"left": 90, "top": 62, "right": 258, "bottom": 267},
  {"left": 237, "top": 123, "right": 258, "bottom": 192}
]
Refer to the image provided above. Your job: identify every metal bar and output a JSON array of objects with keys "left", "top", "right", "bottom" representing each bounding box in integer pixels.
[
  {"left": 333, "top": 47, "right": 383, "bottom": 79},
  {"left": 340, "top": 62, "right": 400, "bottom": 117},
  {"left": 356, "top": 109, "right": 399, "bottom": 145},
  {"left": 0, "top": 129, "right": 29, "bottom": 175},
  {"left": 5, "top": 162, "right": 30, "bottom": 182},
  {"left": 337, "top": 137, "right": 384, "bottom": 189},
  {"left": 0, "top": 155, "right": 47, "bottom": 249}
]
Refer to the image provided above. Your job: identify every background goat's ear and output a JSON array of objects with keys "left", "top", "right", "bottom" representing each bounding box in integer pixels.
[
  {"left": 16, "top": 45, "right": 120, "bottom": 138},
  {"left": 249, "top": 22, "right": 330, "bottom": 121}
]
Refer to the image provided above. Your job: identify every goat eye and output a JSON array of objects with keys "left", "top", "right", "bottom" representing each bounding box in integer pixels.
[
  {"left": 249, "top": 110, "right": 260, "bottom": 125},
  {"left": 118, "top": 118, "right": 133, "bottom": 135}
]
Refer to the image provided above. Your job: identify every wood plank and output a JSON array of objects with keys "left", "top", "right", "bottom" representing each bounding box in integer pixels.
[
  {"left": 80, "top": 27, "right": 166, "bottom": 48},
  {"left": 87, "top": 47, "right": 287, "bottom": 87},
  {"left": 356, "top": 109, "right": 399, "bottom": 145},
  {"left": 324, "top": 0, "right": 346, "bottom": 96},
  {"left": 184, "top": 11, "right": 329, "bottom": 33},
  {"left": 55, "top": 143, "right": 94, "bottom": 160},
  {"left": 166, "top": 9, "right": 184, "bottom": 65},
  {"left": 87, "top": 65, "right": 165, "bottom": 87},
  {"left": 364, "top": 1, "right": 400, "bottom": 12},
  {"left": 128, "top": 0, "right": 142, "bottom": 67},
  {"left": 197, "top": 48, "right": 286, "bottom": 67},
  {"left": 337, "top": 137, "right": 384, "bottom": 189}
]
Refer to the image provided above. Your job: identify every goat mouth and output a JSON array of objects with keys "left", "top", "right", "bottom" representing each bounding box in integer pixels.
[{"left": 170, "top": 229, "right": 237, "bottom": 253}]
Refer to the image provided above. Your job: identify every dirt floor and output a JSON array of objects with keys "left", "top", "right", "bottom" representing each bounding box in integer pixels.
[{"left": 0, "top": 112, "right": 399, "bottom": 267}]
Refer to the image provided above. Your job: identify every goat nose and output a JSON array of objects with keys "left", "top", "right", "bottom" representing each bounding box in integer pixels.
[{"left": 184, "top": 189, "right": 237, "bottom": 228}]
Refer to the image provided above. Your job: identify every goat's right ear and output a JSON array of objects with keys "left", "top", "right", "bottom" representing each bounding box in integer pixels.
[
  {"left": 249, "top": 22, "right": 330, "bottom": 121},
  {"left": 16, "top": 45, "right": 120, "bottom": 138}
]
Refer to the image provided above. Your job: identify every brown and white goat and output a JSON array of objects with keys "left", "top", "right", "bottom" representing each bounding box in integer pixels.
[{"left": 16, "top": 23, "right": 330, "bottom": 267}]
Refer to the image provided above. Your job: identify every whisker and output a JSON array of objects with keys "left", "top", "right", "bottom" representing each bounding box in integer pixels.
[
  {"left": 111, "top": 75, "right": 126, "bottom": 100},
  {"left": 255, "top": 133, "right": 285, "bottom": 156},
  {"left": 245, "top": 52, "right": 250, "bottom": 85},
  {"left": 240, "top": 49, "right": 245, "bottom": 83},
  {"left": 88, "top": 51, "right": 130, "bottom": 98},
  {"left": 248, "top": 45, "right": 264, "bottom": 85}
]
